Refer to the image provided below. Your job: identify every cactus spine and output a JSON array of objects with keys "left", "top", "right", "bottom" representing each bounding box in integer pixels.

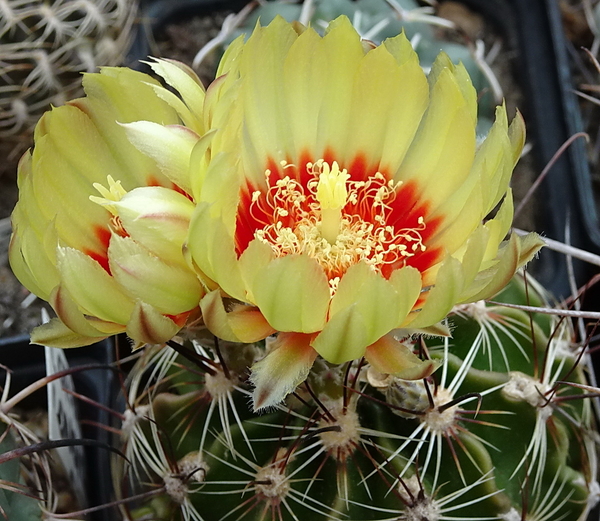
[
  {"left": 0, "top": 0, "right": 137, "bottom": 166},
  {"left": 116, "top": 274, "right": 598, "bottom": 521}
]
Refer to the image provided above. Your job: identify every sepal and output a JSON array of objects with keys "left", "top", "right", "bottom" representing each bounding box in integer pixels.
[
  {"left": 365, "top": 333, "right": 439, "bottom": 380},
  {"left": 126, "top": 300, "right": 182, "bottom": 347},
  {"left": 250, "top": 332, "right": 317, "bottom": 411},
  {"left": 200, "top": 290, "right": 276, "bottom": 343},
  {"left": 31, "top": 318, "right": 108, "bottom": 349}
]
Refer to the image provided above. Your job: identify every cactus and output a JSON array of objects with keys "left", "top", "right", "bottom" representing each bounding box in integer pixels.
[
  {"left": 115, "top": 273, "right": 597, "bottom": 521},
  {"left": 0, "top": 0, "right": 138, "bottom": 169},
  {"left": 0, "top": 369, "right": 49, "bottom": 521},
  {"left": 6, "top": 3, "right": 599, "bottom": 521},
  {"left": 0, "top": 426, "right": 44, "bottom": 521}
]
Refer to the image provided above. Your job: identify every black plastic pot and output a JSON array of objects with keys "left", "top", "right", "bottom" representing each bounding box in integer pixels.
[
  {"left": 459, "top": 0, "right": 600, "bottom": 298},
  {"left": 0, "top": 334, "right": 117, "bottom": 521}
]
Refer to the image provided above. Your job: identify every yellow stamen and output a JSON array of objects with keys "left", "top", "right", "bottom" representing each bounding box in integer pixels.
[
  {"left": 250, "top": 160, "right": 427, "bottom": 295},
  {"left": 314, "top": 160, "right": 349, "bottom": 244},
  {"left": 89, "top": 175, "right": 129, "bottom": 236},
  {"left": 89, "top": 175, "right": 127, "bottom": 215}
]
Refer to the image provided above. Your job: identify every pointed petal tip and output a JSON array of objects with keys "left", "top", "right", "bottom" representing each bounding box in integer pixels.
[
  {"left": 251, "top": 389, "right": 278, "bottom": 413},
  {"left": 365, "top": 333, "right": 441, "bottom": 380},
  {"left": 249, "top": 332, "right": 317, "bottom": 412},
  {"left": 30, "top": 318, "right": 106, "bottom": 349}
]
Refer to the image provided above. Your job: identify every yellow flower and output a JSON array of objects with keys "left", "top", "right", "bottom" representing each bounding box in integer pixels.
[
  {"left": 9, "top": 60, "right": 210, "bottom": 348},
  {"left": 188, "top": 17, "right": 543, "bottom": 409}
]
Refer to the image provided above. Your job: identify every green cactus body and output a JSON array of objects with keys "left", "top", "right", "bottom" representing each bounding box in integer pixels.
[
  {"left": 117, "top": 274, "right": 598, "bottom": 521},
  {"left": 0, "top": 425, "right": 44, "bottom": 521}
]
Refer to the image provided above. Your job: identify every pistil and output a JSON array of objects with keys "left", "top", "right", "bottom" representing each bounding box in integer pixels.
[{"left": 314, "top": 160, "right": 349, "bottom": 244}]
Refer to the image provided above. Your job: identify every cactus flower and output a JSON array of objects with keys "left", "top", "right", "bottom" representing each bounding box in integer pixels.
[
  {"left": 9, "top": 61, "right": 210, "bottom": 348},
  {"left": 188, "top": 17, "right": 544, "bottom": 409}
]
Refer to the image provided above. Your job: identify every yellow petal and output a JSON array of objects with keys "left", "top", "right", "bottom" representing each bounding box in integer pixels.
[
  {"left": 311, "top": 262, "right": 404, "bottom": 363},
  {"left": 483, "top": 190, "right": 514, "bottom": 262},
  {"left": 397, "top": 66, "right": 476, "bottom": 208},
  {"left": 31, "top": 318, "right": 109, "bottom": 349},
  {"left": 346, "top": 37, "right": 428, "bottom": 172},
  {"left": 238, "top": 239, "right": 276, "bottom": 303},
  {"left": 388, "top": 266, "right": 424, "bottom": 323},
  {"left": 508, "top": 110, "right": 526, "bottom": 167},
  {"left": 402, "top": 322, "right": 452, "bottom": 338},
  {"left": 282, "top": 26, "right": 327, "bottom": 156},
  {"left": 35, "top": 103, "right": 128, "bottom": 188},
  {"left": 126, "top": 300, "right": 181, "bottom": 346},
  {"left": 310, "top": 305, "right": 369, "bottom": 363},
  {"left": 112, "top": 186, "right": 195, "bottom": 266},
  {"left": 427, "top": 181, "right": 484, "bottom": 256},
  {"left": 189, "top": 130, "right": 218, "bottom": 201},
  {"left": 30, "top": 120, "right": 118, "bottom": 252},
  {"left": 50, "top": 284, "right": 113, "bottom": 338},
  {"left": 236, "top": 17, "right": 299, "bottom": 167},
  {"left": 188, "top": 202, "right": 246, "bottom": 300},
  {"left": 314, "top": 16, "right": 365, "bottom": 158},
  {"left": 202, "top": 73, "right": 240, "bottom": 147},
  {"left": 145, "top": 82, "right": 200, "bottom": 134},
  {"left": 194, "top": 147, "right": 239, "bottom": 215},
  {"left": 475, "top": 104, "right": 512, "bottom": 212},
  {"left": 379, "top": 33, "right": 429, "bottom": 173},
  {"left": 406, "top": 256, "right": 464, "bottom": 328},
  {"left": 516, "top": 232, "right": 545, "bottom": 266},
  {"left": 453, "top": 224, "right": 489, "bottom": 289},
  {"left": 82, "top": 66, "right": 178, "bottom": 125},
  {"left": 310, "top": 267, "right": 419, "bottom": 366},
  {"left": 80, "top": 68, "right": 178, "bottom": 186},
  {"left": 459, "top": 233, "right": 543, "bottom": 303},
  {"left": 216, "top": 34, "right": 246, "bottom": 77},
  {"left": 200, "top": 289, "right": 275, "bottom": 342},
  {"left": 252, "top": 255, "right": 330, "bottom": 334},
  {"left": 428, "top": 52, "right": 477, "bottom": 125},
  {"left": 108, "top": 234, "right": 203, "bottom": 315},
  {"left": 122, "top": 122, "right": 200, "bottom": 194},
  {"left": 57, "top": 246, "right": 134, "bottom": 324},
  {"left": 9, "top": 222, "right": 58, "bottom": 300},
  {"left": 146, "top": 58, "right": 206, "bottom": 134}
]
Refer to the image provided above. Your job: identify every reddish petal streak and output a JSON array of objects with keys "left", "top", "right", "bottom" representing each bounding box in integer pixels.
[
  {"left": 147, "top": 175, "right": 193, "bottom": 201},
  {"left": 82, "top": 225, "right": 111, "bottom": 274},
  {"left": 166, "top": 311, "right": 190, "bottom": 327}
]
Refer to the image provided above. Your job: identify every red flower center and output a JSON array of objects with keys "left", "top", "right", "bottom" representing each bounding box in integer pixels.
[{"left": 236, "top": 154, "right": 443, "bottom": 291}]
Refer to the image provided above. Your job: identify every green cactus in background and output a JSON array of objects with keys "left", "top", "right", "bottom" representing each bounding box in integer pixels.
[
  {"left": 115, "top": 273, "right": 598, "bottom": 521},
  {"left": 0, "top": 0, "right": 138, "bottom": 169},
  {"left": 0, "top": 426, "right": 44, "bottom": 521}
]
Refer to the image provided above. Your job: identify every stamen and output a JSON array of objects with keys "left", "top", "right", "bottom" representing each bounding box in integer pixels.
[
  {"left": 249, "top": 159, "right": 428, "bottom": 294},
  {"left": 89, "top": 175, "right": 127, "bottom": 215},
  {"left": 89, "top": 175, "right": 129, "bottom": 237}
]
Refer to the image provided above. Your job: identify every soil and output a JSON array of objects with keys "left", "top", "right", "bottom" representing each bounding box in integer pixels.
[{"left": 0, "top": 0, "right": 575, "bottom": 339}]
